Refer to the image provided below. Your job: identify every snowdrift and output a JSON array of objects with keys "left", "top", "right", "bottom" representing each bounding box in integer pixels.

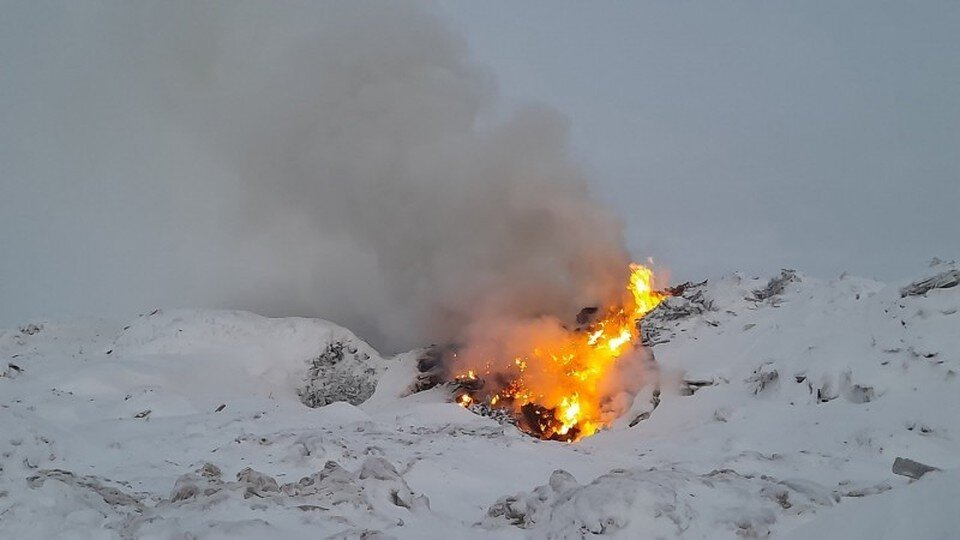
[{"left": 1, "top": 261, "right": 958, "bottom": 538}]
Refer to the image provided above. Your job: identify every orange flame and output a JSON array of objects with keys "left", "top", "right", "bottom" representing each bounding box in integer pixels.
[{"left": 455, "top": 262, "right": 666, "bottom": 441}]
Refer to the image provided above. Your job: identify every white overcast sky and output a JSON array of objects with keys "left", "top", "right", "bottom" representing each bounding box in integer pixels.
[
  {"left": 440, "top": 1, "right": 958, "bottom": 282},
  {"left": 1, "top": 1, "right": 958, "bottom": 331}
]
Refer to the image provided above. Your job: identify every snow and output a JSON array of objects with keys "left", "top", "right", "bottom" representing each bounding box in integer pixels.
[
  {"left": 1, "top": 262, "right": 958, "bottom": 538},
  {"left": 784, "top": 469, "right": 960, "bottom": 540}
]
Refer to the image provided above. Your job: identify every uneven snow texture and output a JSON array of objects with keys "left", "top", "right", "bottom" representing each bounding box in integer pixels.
[
  {"left": 298, "top": 341, "right": 380, "bottom": 409},
  {"left": 2, "top": 261, "right": 959, "bottom": 538},
  {"left": 485, "top": 467, "right": 838, "bottom": 538}
]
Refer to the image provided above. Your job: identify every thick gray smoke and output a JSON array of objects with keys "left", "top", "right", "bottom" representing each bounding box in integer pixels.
[{"left": 1, "top": 2, "right": 632, "bottom": 351}]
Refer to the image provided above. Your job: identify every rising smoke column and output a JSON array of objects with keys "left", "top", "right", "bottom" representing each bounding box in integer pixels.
[{"left": 2, "top": 2, "right": 634, "bottom": 352}]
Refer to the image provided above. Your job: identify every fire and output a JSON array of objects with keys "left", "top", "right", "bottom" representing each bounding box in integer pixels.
[{"left": 454, "top": 263, "right": 666, "bottom": 441}]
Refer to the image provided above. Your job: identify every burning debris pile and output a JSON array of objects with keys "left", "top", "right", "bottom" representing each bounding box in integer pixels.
[
  {"left": 640, "top": 279, "right": 714, "bottom": 346},
  {"left": 423, "top": 263, "right": 667, "bottom": 442}
]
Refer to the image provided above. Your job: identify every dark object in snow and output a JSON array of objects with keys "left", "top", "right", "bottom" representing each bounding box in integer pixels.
[
  {"left": 749, "top": 270, "right": 799, "bottom": 302},
  {"left": 664, "top": 280, "right": 705, "bottom": 298},
  {"left": 237, "top": 467, "right": 280, "bottom": 498},
  {"left": 900, "top": 268, "right": 960, "bottom": 297},
  {"left": 452, "top": 374, "right": 484, "bottom": 392},
  {"left": 747, "top": 366, "right": 779, "bottom": 396},
  {"left": 417, "top": 346, "right": 446, "bottom": 372},
  {"left": 298, "top": 340, "right": 378, "bottom": 408},
  {"left": 519, "top": 402, "right": 580, "bottom": 442},
  {"left": 681, "top": 378, "right": 718, "bottom": 397},
  {"left": 652, "top": 288, "right": 711, "bottom": 322},
  {"left": 575, "top": 306, "right": 599, "bottom": 326},
  {"left": 892, "top": 457, "right": 939, "bottom": 479},
  {"left": 629, "top": 388, "right": 661, "bottom": 426},
  {"left": 640, "top": 280, "right": 713, "bottom": 346},
  {"left": 295, "top": 504, "right": 328, "bottom": 512},
  {"left": 464, "top": 401, "right": 517, "bottom": 426},
  {"left": 27, "top": 469, "right": 145, "bottom": 509},
  {"left": 19, "top": 323, "right": 42, "bottom": 336},
  {"left": 214, "top": 404, "right": 226, "bottom": 412},
  {"left": 133, "top": 409, "right": 151, "bottom": 419},
  {"left": 408, "top": 345, "right": 456, "bottom": 394},
  {"left": 1, "top": 363, "right": 22, "bottom": 380}
]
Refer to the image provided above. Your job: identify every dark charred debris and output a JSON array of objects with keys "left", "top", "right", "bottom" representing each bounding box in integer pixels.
[
  {"left": 407, "top": 344, "right": 456, "bottom": 395},
  {"left": 298, "top": 341, "right": 378, "bottom": 408},
  {"left": 19, "top": 323, "right": 43, "bottom": 336},
  {"left": 900, "top": 267, "right": 960, "bottom": 298},
  {"left": 641, "top": 280, "right": 714, "bottom": 346},
  {"left": 892, "top": 457, "right": 940, "bottom": 480},
  {"left": 748, "top": 269, "right": 799, "bottom": 303},
  {"left": 520, "top": 403, "right": 582, "bottom": 442},
  {"left": 409, "top": 348, "right": 585, "bottom": 440},
  {"left": 409, "top": 280, "right": 717, "bottom": 438}
]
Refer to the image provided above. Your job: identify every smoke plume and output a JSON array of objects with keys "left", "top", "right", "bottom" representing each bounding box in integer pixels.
[{"left": 1, "top": 2, "right": 632, "bottom": 351}]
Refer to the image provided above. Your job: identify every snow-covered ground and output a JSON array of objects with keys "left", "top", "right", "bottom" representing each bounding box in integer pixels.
[{"left": 2, "top": 261, "right": 958, "bottom": 539}]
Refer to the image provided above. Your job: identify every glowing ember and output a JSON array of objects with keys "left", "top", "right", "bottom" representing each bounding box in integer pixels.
[{"left": 454, "top": 263, "right": 666, "bottom": 441}]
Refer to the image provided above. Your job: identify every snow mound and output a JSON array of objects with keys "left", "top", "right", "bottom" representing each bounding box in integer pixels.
[
  {"left": 110, "top": 309, "right": 387, "bottom": 407},
  {"left": 12, "top": 457, "right": 431, "bottom": 539},
  {"left": 483, "top": 466, "right": 836, "bottom": 538},
  {"left": 111, "top": 308, "right": 377, "bottom": 364},
  {"left": 786, "top": 469, "right": 960, "bottom": 540},
  {"left": 2, "top": 263, "right": 959, "bottom": 538}
]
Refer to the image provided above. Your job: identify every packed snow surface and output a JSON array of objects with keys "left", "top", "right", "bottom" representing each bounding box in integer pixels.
[{"left": 2, "top": 262, "right": 958, "bottom": 539}]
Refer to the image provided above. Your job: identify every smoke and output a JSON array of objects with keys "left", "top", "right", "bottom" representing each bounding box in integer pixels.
[{"left": 0, "top": 1, "right": 632, "bottom": 352}]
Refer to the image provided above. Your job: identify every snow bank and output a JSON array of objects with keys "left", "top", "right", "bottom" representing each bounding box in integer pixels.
[
  {"left": 2, "top": 262, "right": 958, "bottom": 538},
  {"left": 785, "top": 469, "right": 960, "bottom": 540},
  {"left": 110, "top": 309, "right": 387, "bottom": 406},
  {"left": 484, "top": 466, "right": 837, "bottom": 538}
]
